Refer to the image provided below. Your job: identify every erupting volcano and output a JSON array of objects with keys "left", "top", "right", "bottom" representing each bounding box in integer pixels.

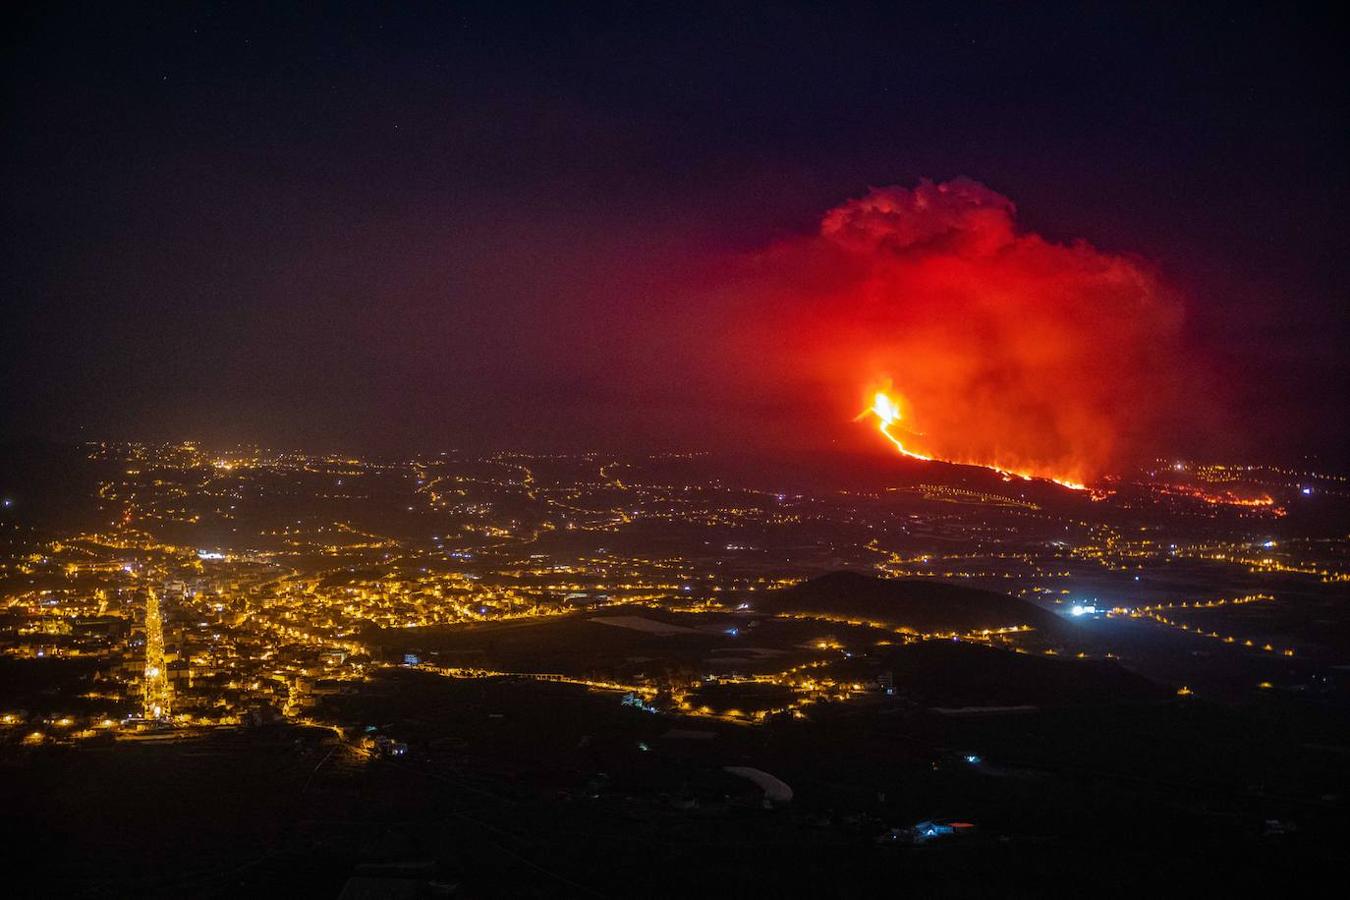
[
  {"left": 859, "top": 389, "right": 1088, "bottom": 489},
  {"left": 732, "top": 177, "right": 1204, "bottom": 483},
  {"left": 860, "top": 390, "right": 929, "bottom": 462}
]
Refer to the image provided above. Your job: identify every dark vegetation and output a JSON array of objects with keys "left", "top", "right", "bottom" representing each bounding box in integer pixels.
[
  {"left": 766, "top": 571, "right": 1064, "bottom": 633},
  {"left": 4, "top": 669, "right": 1345, "bottom": 898}
]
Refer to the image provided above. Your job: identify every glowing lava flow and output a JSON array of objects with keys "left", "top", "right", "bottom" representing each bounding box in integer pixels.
[
  {"left": 859, "top": 390, "right": 1087, "bottom": 491},
  {"left": 860, "top": 391, "right": 934, "bottom": 462}
]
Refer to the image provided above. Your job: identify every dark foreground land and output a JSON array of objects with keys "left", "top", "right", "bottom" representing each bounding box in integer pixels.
[{"left": 4, "top": 666, "right": 1347, "bottom": 898}]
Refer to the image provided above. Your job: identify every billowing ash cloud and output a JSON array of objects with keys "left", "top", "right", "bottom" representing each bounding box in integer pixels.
[{"left": 744, "top": 178, "right": 1197, "bottom": 483}]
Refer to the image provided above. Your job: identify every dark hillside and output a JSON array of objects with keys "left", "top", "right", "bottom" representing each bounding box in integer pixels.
[{"left": 766, "top": 571, "right": 1063, "bottom": 634}]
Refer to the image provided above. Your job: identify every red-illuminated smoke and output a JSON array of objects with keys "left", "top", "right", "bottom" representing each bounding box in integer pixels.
[{"left": 747, "top": 178, "right": 1195, "bottom": 485}]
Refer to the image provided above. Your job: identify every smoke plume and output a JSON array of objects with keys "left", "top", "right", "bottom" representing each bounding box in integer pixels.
[{"left": 742, "top": 178, "right": 1196, "bottom": 483}]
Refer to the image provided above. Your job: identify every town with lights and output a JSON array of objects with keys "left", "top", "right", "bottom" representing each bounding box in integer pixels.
[{"left": 2, "top": 440, "right": 1346, "bottom": 895}]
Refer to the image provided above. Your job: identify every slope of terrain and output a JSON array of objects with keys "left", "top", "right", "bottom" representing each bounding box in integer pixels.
[{"left": 764, "top": 571, "right": 1063, "bottom": 634}]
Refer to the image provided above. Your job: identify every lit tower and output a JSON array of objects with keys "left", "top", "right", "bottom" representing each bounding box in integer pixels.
[{"left": 143, "top": 586, "right": 172, "bottom": 719}]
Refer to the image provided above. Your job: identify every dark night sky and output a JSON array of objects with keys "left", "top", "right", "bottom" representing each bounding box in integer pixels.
[{"left": 3, "top": 2, "right": 1346, "bottom": 462}]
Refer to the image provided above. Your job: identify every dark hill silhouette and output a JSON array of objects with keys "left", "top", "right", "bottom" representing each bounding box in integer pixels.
[
  {"left": 766, "top": 571, "right": 1063, "bottom": 634},
  {"left": 0, "top": 440, "right": 109, "bottom": 531},
  {"left": 834, "top": 639, "right": 1165, "bottom": 706}
]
